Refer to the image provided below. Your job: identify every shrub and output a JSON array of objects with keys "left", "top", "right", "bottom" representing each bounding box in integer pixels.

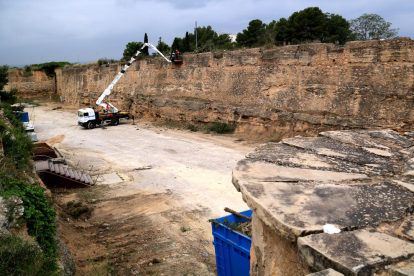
[
  {"left": 66, "top": 201, "right": 90, "bottom": 219},
  {"left": 51, "top": 94, "right": 60, "bottom": 102},
  {"left": 0, "top": 234, "right": 59, "bottom": 276},
  {"left": 207, "top": 122, "right": 236, "bottom": 134},
  {"left": 0, "top": 113, "right": 33, "bottom": 179},
  {"left": 187, "top": 124, "right": 198, "bottom": 132},
  {"left": 0, "top": 88, "right": 18, "bottom": 105},
  {"left": 0, "top": 175, "right": 58, "bottom": 258},
  {"left": 33, "top": 62, "right": 71, "bottom": 76}
]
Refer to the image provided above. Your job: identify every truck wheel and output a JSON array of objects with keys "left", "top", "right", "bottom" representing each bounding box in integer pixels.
[
  {"left": 111, "top": 118, "right": 119, "bottom": 126},
  {"left": 88, "top": 122, "right": 96, "bottom": 129}
]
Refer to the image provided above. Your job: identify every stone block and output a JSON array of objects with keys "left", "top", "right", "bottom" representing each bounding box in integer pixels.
[
  {"left": 305, "top": 268, "right": 344, "bottom": 276},
  {"left": 298, "top": 229, "right": 414, "bottom": 275}
]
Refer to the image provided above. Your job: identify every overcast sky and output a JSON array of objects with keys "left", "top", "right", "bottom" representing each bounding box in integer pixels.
[{"left": 1, "top": 0, "right": 413, "bottom": 67}]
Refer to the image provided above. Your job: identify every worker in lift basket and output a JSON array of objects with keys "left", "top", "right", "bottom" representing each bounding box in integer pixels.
[
  {"left": 104, "top": 103, "right": 109, "bottom": 113},
  {"left": 176, "top": 50, "right": 180, "bottom": 58}
]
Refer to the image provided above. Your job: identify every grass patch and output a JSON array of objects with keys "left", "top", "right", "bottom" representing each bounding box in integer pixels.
[
  {"left": 207, "top": 122, "right": 236, "bottom": 134},
  {"left": 154, "top": 121, "right": 189, "bottom": 129},
  {"left": 180, "top": 227, "right": 191, "bottom": 233},
  {"left": 187, "top": 124, "right": 199, "bottom": 132},
  {"left": 155, "top": 120, "right": 237, "bottom": 134},
  {"left": 66, "top": 201, "right": 91, "bottom": 219},
  {"left": 50, "top": 94, "right": 60, "bottom": 102},
  {"left": 18, "top": 97, "right": 41, "bottom": 107},
  {"left": 269, "top": 130, "right": 285, "bottom": 143},
  {"left": 76, "top": 185, "right": 109, "bottom": 201}
]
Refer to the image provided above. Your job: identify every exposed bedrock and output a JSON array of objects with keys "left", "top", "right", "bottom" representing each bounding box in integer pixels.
[
  {"left": 233, "top": 129, "right": 414, "bottom": 275},
  {"left": 45, "top": 37, "right": 414, "bottom": 132}
]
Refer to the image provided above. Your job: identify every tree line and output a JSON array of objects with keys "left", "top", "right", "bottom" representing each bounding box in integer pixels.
[{"left": 123, "top": 7, "right": 399, "bottom": 59}]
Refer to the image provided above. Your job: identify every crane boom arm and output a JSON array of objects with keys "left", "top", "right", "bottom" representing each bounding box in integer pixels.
[{"left": 96, "top": 43, "right": 171, "bottom": 112}]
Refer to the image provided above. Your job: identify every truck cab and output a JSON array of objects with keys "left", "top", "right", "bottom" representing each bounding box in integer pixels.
[{"left": 78, "top": 108, "right": 97, "bottom": 129}]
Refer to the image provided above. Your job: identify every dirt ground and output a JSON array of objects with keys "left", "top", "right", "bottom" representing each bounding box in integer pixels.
[{"left": 31, "top": 102, "right": 257, "bottom": 275}]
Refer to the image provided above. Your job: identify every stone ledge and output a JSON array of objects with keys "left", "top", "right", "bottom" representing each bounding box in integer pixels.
[
  {"left": 232, "top": 129, "right": 414, "bottom": 275},
  {"left": 298, "top": 229, "right": 414, "bottom": 275},
  {"left": 306, "top": 268, "right": 344, "bottom": 276}
]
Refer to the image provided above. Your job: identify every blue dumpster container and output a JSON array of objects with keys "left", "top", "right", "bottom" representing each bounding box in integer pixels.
[{"left": 212, "top": 210, "right": 252, "bottom": 276}]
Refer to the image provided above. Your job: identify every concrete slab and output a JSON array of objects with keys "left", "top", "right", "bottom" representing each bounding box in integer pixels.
[
  {"left": 396, "top": 219, "right": 414, "bottom": 241},
  {"left": 246, "top": 143, "right": 383, "bottom": 175},
  {"left": 282, "top": 137, "right": 394, "bottom": 173},
  {"left": 358, "top": 129, "right": 414, "bottom": 148},
  {"left": 96, "top": 173, "right": 123, "bottom": 185},
  {"left": 298, "top": 229, "right": 414, "bottom": 275},
  {"left": 305, "top": 269, "right": 344, "bottom": 276}
]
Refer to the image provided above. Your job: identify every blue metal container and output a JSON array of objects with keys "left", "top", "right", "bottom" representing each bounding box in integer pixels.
[{"left": 212, "top": 210, "right": 252, "bottom": 276}]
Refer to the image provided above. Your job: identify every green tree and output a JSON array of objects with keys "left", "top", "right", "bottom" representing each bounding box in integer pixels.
[
  {"left": 275, "top": 18, "right": 290, "bottom": 45},
  {"left": 213, "top": 33, "right": 232, "bottom": 49},
  {"left": 171, "top": 37, "right": 183, "bottom": 52},
  {"left": 156, "top": 37, "right": 170, "bottom": 54},
  {"left": 236, "top": 19, "right": 266, "bottom": 47},
  {"left": 289, "top": 7, "right": 326, "bottom": 44},
  {"left": 263, "top": 20, "right": 277, "bottom": 44},
  {"left": 197, "top": 26, "right": 217, "bottom": 46},
  {"left": 325, "top": 13, "right": 352, "bottom": 44},
  {"left": 143, "top": 33, "right": 149, "bottom": 55},
  {"left": 123, "top": 41, "right": 144, "bottom": 59},
  {"left": 0, "top": 65, "right": 18, "bottom": 105},
  {"left": 274, "top": 7, "right": 352, "bottom": 45},
  {"left": 183, "top": 32, "right": 191, "bottom": 52},
  {"left": 0, "top": 65, "right": 9, "bottom": 91},
  {"left": 350, "top": 13, "right": 399, "bottom": 40}
]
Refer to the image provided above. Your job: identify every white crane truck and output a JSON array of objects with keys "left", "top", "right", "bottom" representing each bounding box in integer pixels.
[{"left": 78, "top": 43, "right": 174, "bottom": 129}]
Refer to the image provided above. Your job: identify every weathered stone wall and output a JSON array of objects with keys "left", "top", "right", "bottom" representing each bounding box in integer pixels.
[
  {"left": 6, "top": 70, "right": 55, "bottom": 97},
  {"left": 36, "top": 38, "right": 414, "bottom": 130},
  {"left": 250, "top": 212, "right": 312, "bottom": 275}
]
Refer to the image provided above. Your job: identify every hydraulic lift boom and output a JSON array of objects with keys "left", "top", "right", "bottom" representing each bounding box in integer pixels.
[{"left": 96, "top": 43, "right": 171, "bottom": 113}]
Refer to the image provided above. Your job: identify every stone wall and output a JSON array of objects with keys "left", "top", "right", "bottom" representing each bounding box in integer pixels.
[
  {"left": 14, "top": 37, "right": 414, "bottom": 131},
  {"left": 6, "top": 70, "right": 55, "bottom": 97}
]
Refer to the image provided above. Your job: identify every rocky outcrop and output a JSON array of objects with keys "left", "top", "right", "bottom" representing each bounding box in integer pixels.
[
  {"left": 232, "top": 129, "right": 414, "bottom": 275},
  {"left": 51, "top": 37, "right": 414, "bottom": 133},
  {"left": 5, "top": 70, "right": 55, "bottom": 97}
]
